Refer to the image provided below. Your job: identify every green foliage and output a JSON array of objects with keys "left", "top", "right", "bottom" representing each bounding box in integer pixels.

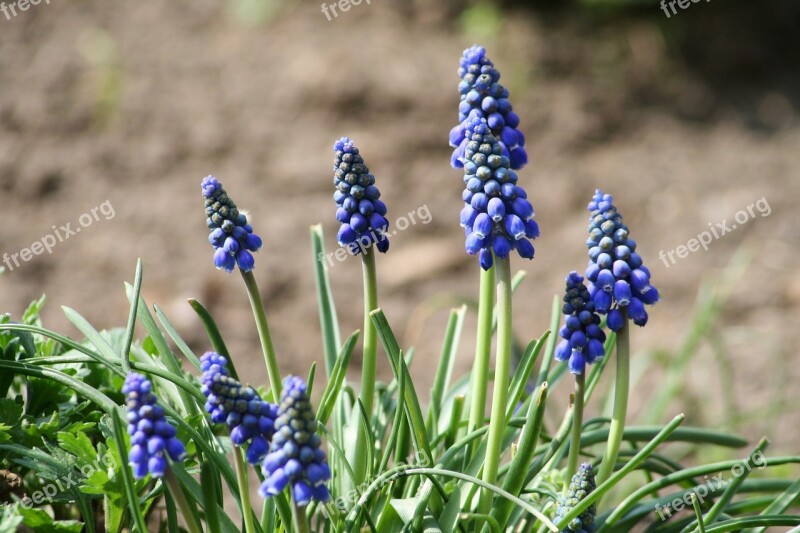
[{"left": 0, "top": 239, "right": 797, "bottom": 532}]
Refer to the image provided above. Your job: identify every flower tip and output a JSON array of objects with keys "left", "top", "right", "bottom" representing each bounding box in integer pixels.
[{"left": 333, "top": 136, "right": 354, "bottom": 152}]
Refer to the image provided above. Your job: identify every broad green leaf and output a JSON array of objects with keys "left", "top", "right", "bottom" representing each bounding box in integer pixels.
[{"left": 16, "top": 506, "right": 83, "bottom": 532}]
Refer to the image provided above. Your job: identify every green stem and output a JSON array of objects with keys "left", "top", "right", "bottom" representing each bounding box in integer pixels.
[
  {"left": 565, "top": 372, "right": 586, "bottom": 491},
  {"left": 233, "top": 448, "right": 257, "bottom": 533},
  {"left": 479, "top": 256, "right": 512, "bottom": 514},
  {"left": 596, "top": 308, "right": 629, "bottom": 484},
  {"left": 240, "top": 270, "right": 282, "bottom": 402},
  {"left": 164, "top": 468, "right": 203, "bottom": 533},
  {"left": 359, "top": 248, "right": 379, "bottom": 421},
  {"left": 353, "top": 248, "right": 379, "bottom": 484},
  {"left": 467, "top": 265, "right": 496, "bottom": 458},
  {"left": 292, "top": 502, "right": 311, "bottom": 533}
]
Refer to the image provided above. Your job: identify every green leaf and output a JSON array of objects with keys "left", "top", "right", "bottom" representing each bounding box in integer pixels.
[
  {"left": 558, "top": 414, "right": 686, "bottom": 532},
  {"left": 170, "top": 463, "right": 242, "bottom": 533},
  {"left": 428, "top": 305, "right": 466, "bottom": 437},
  {"left": 494, "top": 382, "right": 548, "bottom": 529},
  {"left": 0, "top": 398, "right": 23, "bottom": 426},
  {"left": 22, "top": 295, "right": 47, "bottom": 326},
  {"left": 57, "top": 431, "right": 99, "bottom": 466},
  {"left": 504, "top": 333, "right": 549, "bottom": 422},
  {"left": 125, "top": 284, "right": 200, "bottom": 417},
  {"left": 188, "top": 298, "right": 238, "bottom": 381},
  {"left": 438, "top": 485, "right": 462, "bottom": 532},
  {"left": 390, "top": 494, "right": 442, "bottom": 531},
  {"left": 201, "top": 461, "right": 223, "bottom": 533},
  {"left": 154, "top": 304, "right": 202, "bottom": 370},
  {"left": 0, "top": 360, "right": 116, "bottom": 413},
  {"left": 747, "top": 477, "right": 800, "bottom": 533},
  {"left": 700, "top": 515, "right": 800, "bottom": 532},
  {"left": 121, "top": 259, "right": 143, "bottom": 373},
  {"left": 317, "top": 331, "right": 359, "bottom": 425},
  {"left": 110, "top": 409, "right": 148, "bottom": 533},
  {"left": 61, "top": 307, "right": 123, "bottom": 372},
  {"left": 16, "top": 506, "right": 83, "bottom": 532},
  {"left": 691, "top": 438, "right": 770, "bottom": 528},
  {"left": 370, "top": 309, "right": 433, "bottom": 467},
  {"left": 310, "top": 224, "right": 342, "bottom": 377}
]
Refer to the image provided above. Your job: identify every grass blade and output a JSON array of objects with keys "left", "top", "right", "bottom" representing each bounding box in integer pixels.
[
  {"left": 111, "top": 409, "right": 149, "bottom": 533},
  {"left": 121, "top": 258, "right": 143, "bottom": 373},
  {"left": 311, "top": 224, "right": 342, "bottom": 377}
]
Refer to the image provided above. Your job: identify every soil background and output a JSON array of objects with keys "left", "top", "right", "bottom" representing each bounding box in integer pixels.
[{"left": 1, "top": 0, "right": 799, "bottom": 459}]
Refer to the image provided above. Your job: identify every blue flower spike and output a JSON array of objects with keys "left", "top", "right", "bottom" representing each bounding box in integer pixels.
[
  {"left": 460, "top": 117, "right": 538, "bottom": 269},
  {"left": 200, "top": 352, "right": 279, "bottom": 464},
  {"left": 555, "top": 272, "right": 607, "bottom": 375},
  {"left": 332, "top": 137, "right": 390, "bottom": 256},
  {"left": 450, "top": 45, "right": 527, "bottom": 170},
  {"left": 556, "top": 462, "right": 597, "bottom": 532},
  {"left": 123, "top": 373, "right": 187, "bottom": 479},
  {"left": 585, "top": 190, "right": 659, "bottom": 331},
  {"left": 202, "top": 175, "right": 263, "bottom": 272},
  {"left": 259, "top": 376, "right": 331, "bottom": 507}
]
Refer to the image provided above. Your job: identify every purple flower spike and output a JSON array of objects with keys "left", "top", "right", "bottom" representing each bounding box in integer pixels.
[
  {"left": 200, "top": 352, "right": 278, "bottom": 464},
  {"left": 202, "top": 175, "right": 263, "bottom": 273},
  {"left": 554, "top": 272, "right": 607, "bottom": 375},
  {"left": 259, "top": 376, "right": 330, "bottom": 507},
  {"left": 123, "top": 373, "right": 186, "bottom": 479},
  {"left": 585, "top": 190, "right": 659, "bottom": 330},
  {"left": 450, "top": 45, "right": 527, "bottom": 171},
  {"left": 459, "top": 117, "right": 538, "bottom": 269},
  {"left": 332, "top": 138, "right": 389, "bottom": 257}
]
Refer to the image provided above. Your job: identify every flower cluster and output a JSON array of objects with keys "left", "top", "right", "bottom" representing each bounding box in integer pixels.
[
  {"left": 259, "top": 376, "right": 331, "bottom": 506},
  {"left": 555, "top": 272, "right": 607, "bottom": 375},
  {"left": 555, "top": 462, "right": 597, "bottom": 532},
  {"left": 460, "top": 117, "right": 538, "bottom": 269},
  {"left": 449, "top": 45, "right": 527, "bottom": 171},
  {"left": 585, "top": 190, "right": 659, "bottom": 331},
  {"left": 332, "top": 137, "right": 390, "bottom": 255},
  {"left": 200, "top": 352, "right": 278, "bottom": 464},
  {"left": 202, "top": 175, "right": 263, "bottom": 272},
  {"left": 123, "top": 373, "right": 186, "bottom": 479}
]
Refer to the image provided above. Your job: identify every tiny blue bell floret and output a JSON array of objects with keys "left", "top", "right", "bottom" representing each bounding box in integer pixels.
[
  {"left": 585, "top": 190, "right": 659, "bottom": 331},
  {"left": 450, "top": 45, "right": 527, "bottom": 170},
  {"left": 200, "top": 352, "right": 279, "bottom": 464},
  {"left": 460, "top": 117, "right": 538, "bottom": 269},
  {"left": 202, "top": 175, "right": 263, "bottom": 272},
  {"left": 123, "top": 373, "right": 186, "bottom": 479},
  {"left": 555, "top": 272, "right": 607, "bottom": 375},
  {"left": 332, "top": 137, "right": 390, "bottom": 256},
  {"left": 555, "top": 462, "right": 597, "bottom": 532},
  {"left": 259, "top": 376, "right": 331, "bottom": 507}
]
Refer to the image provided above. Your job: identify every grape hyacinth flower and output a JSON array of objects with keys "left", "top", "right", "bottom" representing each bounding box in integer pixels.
[
  {"left": 202, "top": 175, "right": 263, "bottom": 272},
  {"left": 460, "top": 117, "right": 538, "bottom": 270},
  {"left": 259, "top": 376, "right": 331, "bottom": 507},
  {"left": 332, "top": 137, "right": 390, "bottom": 255},
  {"left": 585, "top": 190, "right": 659, "bottom": 331},
  {"left": 555, "top": 272, "right": 607, "bottom": 375},
  {"left": 200, "top": 352, "right": 278, "bottom": 464},
  {"left": 555, "top": 463, "right": 597, "bottom": 533},
  {"left": 123, "top": 373, "right": 186, "bottom": 479},
  {"left": 449, "top": 45, "right": 527, "bottom": 170}
]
